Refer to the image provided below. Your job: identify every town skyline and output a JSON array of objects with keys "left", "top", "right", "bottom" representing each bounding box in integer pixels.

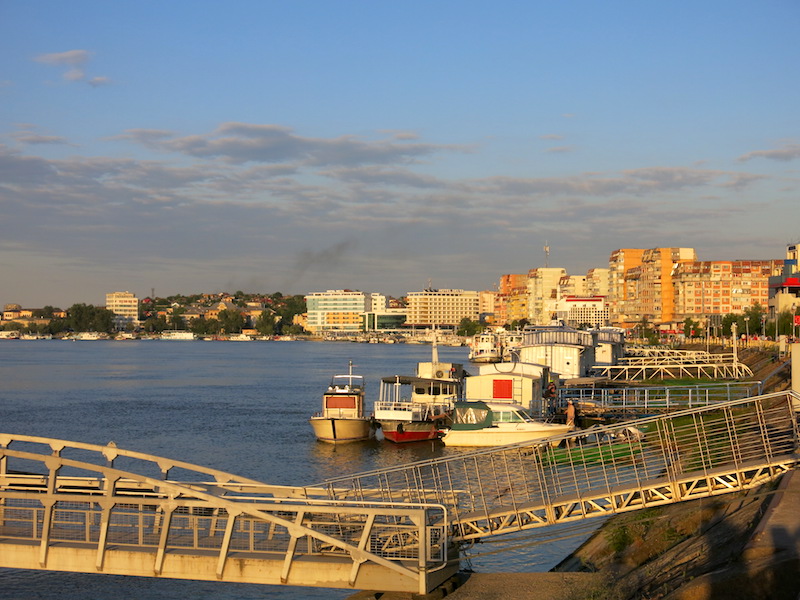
[{"left": 3, "top": 2, "right": 799, "bottom": 308}]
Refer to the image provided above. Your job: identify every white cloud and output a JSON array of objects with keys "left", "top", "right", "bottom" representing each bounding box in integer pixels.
[
  {"left": 737, "top": 143, "right": 800, "bottom": 163},
  {"left": 33, "top": 49, "right": 109, "bottom": 86}
]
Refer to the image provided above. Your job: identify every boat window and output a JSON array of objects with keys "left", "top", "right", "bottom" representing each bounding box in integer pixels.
[
  {"left": 494, "top": 410, "right": 528, "bottom": 423},
  {"left": 453, "top": 406, "right": 489, "bottom": 425}
]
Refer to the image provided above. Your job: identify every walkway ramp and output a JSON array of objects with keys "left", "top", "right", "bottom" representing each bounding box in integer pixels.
[{"left": 320, "top": 391, "right": 798, "bottom": 542}]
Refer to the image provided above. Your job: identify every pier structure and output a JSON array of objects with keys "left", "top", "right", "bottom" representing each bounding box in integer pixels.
[
  {"left": 558, "top": 381, "right": 763, "bottom": 418},
  {"left": 1, "top": 390, "right": 798, "bottom": 595}
]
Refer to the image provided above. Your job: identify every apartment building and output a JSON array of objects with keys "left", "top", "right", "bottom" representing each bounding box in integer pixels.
[
  {"left": 558, "top": 275, "right": 587, "bottom": 298},
  {"left": 404, "top": 288, "right": 479, "bottom": 328},
  {"left": 493, "top": 274, "right": 527, "bottom": 325},
  {"left": 673, "top": 259, "right": 784, "bottom": 322},
  {"left": 614, "top": 248, "right": 696, "bottom": 327},
  {"left": 555, "top": 296, "right": 611, "bottom": 329},
  {"left": 586, "top": 268, "right": 610, "bottom": 297},
  {"left": 304, "top": 290, "right": 370, "bottom": 333},
  {"left": 105, "top": 291, "right": 140, "bottom": 329},
  {"left": 608, "top": 248, "right": 645, "bottom": 326},
  {"left": 526, "top": 268, "right": 566, "bottom": 325}
]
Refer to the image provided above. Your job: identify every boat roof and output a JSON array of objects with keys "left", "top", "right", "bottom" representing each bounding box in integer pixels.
[{"left": 380, "top": 375, "right": 461, "bottom": 385}]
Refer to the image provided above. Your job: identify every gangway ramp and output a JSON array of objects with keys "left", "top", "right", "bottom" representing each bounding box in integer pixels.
[
  {"left": 0, "top": 434, "right": 455, "bottom": 594},
  {"left": 320, "top": 391, "right": 798, "bottom": 542},
  {"left": 1, "top": 391, "right": 798, "bottom": 595}
]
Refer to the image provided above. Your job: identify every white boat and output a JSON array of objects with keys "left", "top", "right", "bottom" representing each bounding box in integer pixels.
[
  {"left": 499, "top": 329, "right": 524, "bottom": 361},
  {"left": 0, "top": 331, "right": 21, "bottom": 339},
  {"left": 309, "top": 361, "right": 376, "bottom": 444},
  {"left": 468, "top": 331, "right": 502, "bottom": 363},
  {"left": 160, "top": 330, "right": 196, "bottom": 340},
  {"left": 72, "top": 332, "right": 107, "bottom": 341},
  {"left": 441, "top": 400, "right": 571, "bottom": 447},
  {"left": 227, "top": 333, "right": 253, "bottom": 341},
  {"left": 374, "top": 338, "right": 466, "bottom": 443}
]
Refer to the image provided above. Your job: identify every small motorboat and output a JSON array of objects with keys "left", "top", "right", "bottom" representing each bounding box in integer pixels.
[{"left": 309, "top": 361, "right": 376, "bottom": 444}]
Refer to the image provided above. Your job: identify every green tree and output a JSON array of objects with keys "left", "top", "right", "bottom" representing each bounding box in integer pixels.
[
  {"left": 456, "top": 318, "right": 481, "bottom": 337},
  {"left": 66, "top": 304, "right": 115, "bottom": 333},
  {"left": 683, "top": 317, "right": 701, "bottom": 338},
  {"left": 218, "top": 309, "right": 245, "bottom": 334},
  {"left": 255, "top": 310, "right": 276, "bottom": 336}
]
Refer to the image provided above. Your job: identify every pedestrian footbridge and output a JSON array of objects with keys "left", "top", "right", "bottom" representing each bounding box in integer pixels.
[{"left": 1, "top": 391, "right": 798, "bottom": 595}]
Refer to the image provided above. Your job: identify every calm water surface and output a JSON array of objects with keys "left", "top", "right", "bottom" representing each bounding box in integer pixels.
[{"left": 0, "top": 340, "right": 598, "bottom": 599}]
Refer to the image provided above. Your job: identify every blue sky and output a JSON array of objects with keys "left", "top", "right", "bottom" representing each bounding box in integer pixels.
[{"left": 2, "top": 1, "right": 799, "bottom": 308}]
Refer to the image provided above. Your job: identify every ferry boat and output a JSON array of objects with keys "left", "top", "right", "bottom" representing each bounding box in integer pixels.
[
  {"left": 441, "top": 400, "right": 571, "bottom": 447},
  {"left": 468, "top": 331, "right": 502, "bottom": 363},
  {"left": 309, "top": 361, "right": 376, "bottom": 444},
  {"left": 374, "top": 340, "right": 467, "bottom": 443}
]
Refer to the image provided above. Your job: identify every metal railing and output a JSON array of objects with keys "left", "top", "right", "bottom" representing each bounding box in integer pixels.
[
  {"left": 558, "top": 381, "right": 764, "bottom": 416},
  {"left": 320, "top": 391, "right": 799, "bottom": 541},
  {"left": 0, "top": 434, "right": 453, "bottom": 594}
]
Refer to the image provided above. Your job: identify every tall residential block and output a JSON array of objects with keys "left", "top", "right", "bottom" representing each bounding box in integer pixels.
[
  {"left": 608, "top": 248, "right": 645, "bottom": 327},
  {"left": 609, "top": 248, "right": 696, "bottom": 327},
  {"left": 526, "top": 268, "right": 566, "bottom": 325}
]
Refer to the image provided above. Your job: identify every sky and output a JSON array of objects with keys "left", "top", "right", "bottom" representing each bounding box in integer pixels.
[{"left": 1, "top": 1, "right": 799, "bottom": 308}]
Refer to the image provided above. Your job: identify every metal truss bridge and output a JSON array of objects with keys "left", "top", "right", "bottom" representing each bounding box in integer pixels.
[{"left": 1, "top": 391, "right": 798, "bottom": 595}]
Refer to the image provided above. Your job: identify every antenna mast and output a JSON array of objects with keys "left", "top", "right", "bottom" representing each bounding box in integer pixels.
[{"left": 543, "top": 241, "right": 550, "bottom": 268}]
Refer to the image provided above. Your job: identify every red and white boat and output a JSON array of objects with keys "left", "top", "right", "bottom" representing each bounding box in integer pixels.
[
  {"left": 374, "top": 340, "right": 467, "bottom": 443},
  {"left": 309, "top": 361, "right": 376, "bottom": 444}
]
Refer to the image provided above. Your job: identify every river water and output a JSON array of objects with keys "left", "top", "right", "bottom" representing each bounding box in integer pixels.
[{"left": 0, "top": 339, "right": 599, "bottom": 599}]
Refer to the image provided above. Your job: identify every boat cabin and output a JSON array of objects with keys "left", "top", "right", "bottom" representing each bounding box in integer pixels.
[
  {"left": 450, "top": 400, "right": 534, "bottom": 430},
  {"left": 322, "top": 373, "right": 366, "bottom": 420}
]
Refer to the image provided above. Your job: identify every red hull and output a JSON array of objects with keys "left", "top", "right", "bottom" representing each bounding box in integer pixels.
[{"left": 380, "top": 421, "right": 442, "bottom": 443}]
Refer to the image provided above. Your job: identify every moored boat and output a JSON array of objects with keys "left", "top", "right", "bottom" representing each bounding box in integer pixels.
[
  {"left": 441, "top": 400, "right": 571, "bottom": 447},
  {"left": 309, "top": 361, "right": 376, "bottom": 444},
  {"left": 160, "top": 330, "right": 196, "bottom": 340},
  {"left": 374, "top": 339, "right": 467, "bottom": 443},
  {"left": 468, "top": 331, "right": 502, "bottom": 363}
]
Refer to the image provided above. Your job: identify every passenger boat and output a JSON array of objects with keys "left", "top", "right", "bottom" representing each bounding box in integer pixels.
[
  {"left": 468, "top": 331, "right": 502, "bottom": 363},
  {"left": 440, "top": 400, "right": 571, "bottom": 447},
  {"left": 374, "top": 339, "right": 467, "bottom": 443},
  {"left": 309, "top": 361, "right": 376, "bottom": 444}
]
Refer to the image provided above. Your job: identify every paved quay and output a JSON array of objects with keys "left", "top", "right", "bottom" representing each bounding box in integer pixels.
[{"left": 347, "top": 572, "right": 602, "bottom": 600}]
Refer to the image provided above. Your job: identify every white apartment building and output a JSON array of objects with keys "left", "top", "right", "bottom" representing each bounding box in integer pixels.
[
  {"left": 106, "top": 291, "right": 140, "bottom": 329},
  {"left": 526, "top": 268, "right": 566, "bottom": 325},
  {"left": 555, "top": 296, "right": 611, "bottom": 329},
  {"left": 405, "top": 288, "right": 479, "bottom": 328},
  {"left": 587, "top": 268, "right": 610, "bottom": 297},
  {"left": 304, "top": 290, "right": 370, "bottom": 333},
  {"left": 558, "top": 275, "right": 587, "bottom": 298}
]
